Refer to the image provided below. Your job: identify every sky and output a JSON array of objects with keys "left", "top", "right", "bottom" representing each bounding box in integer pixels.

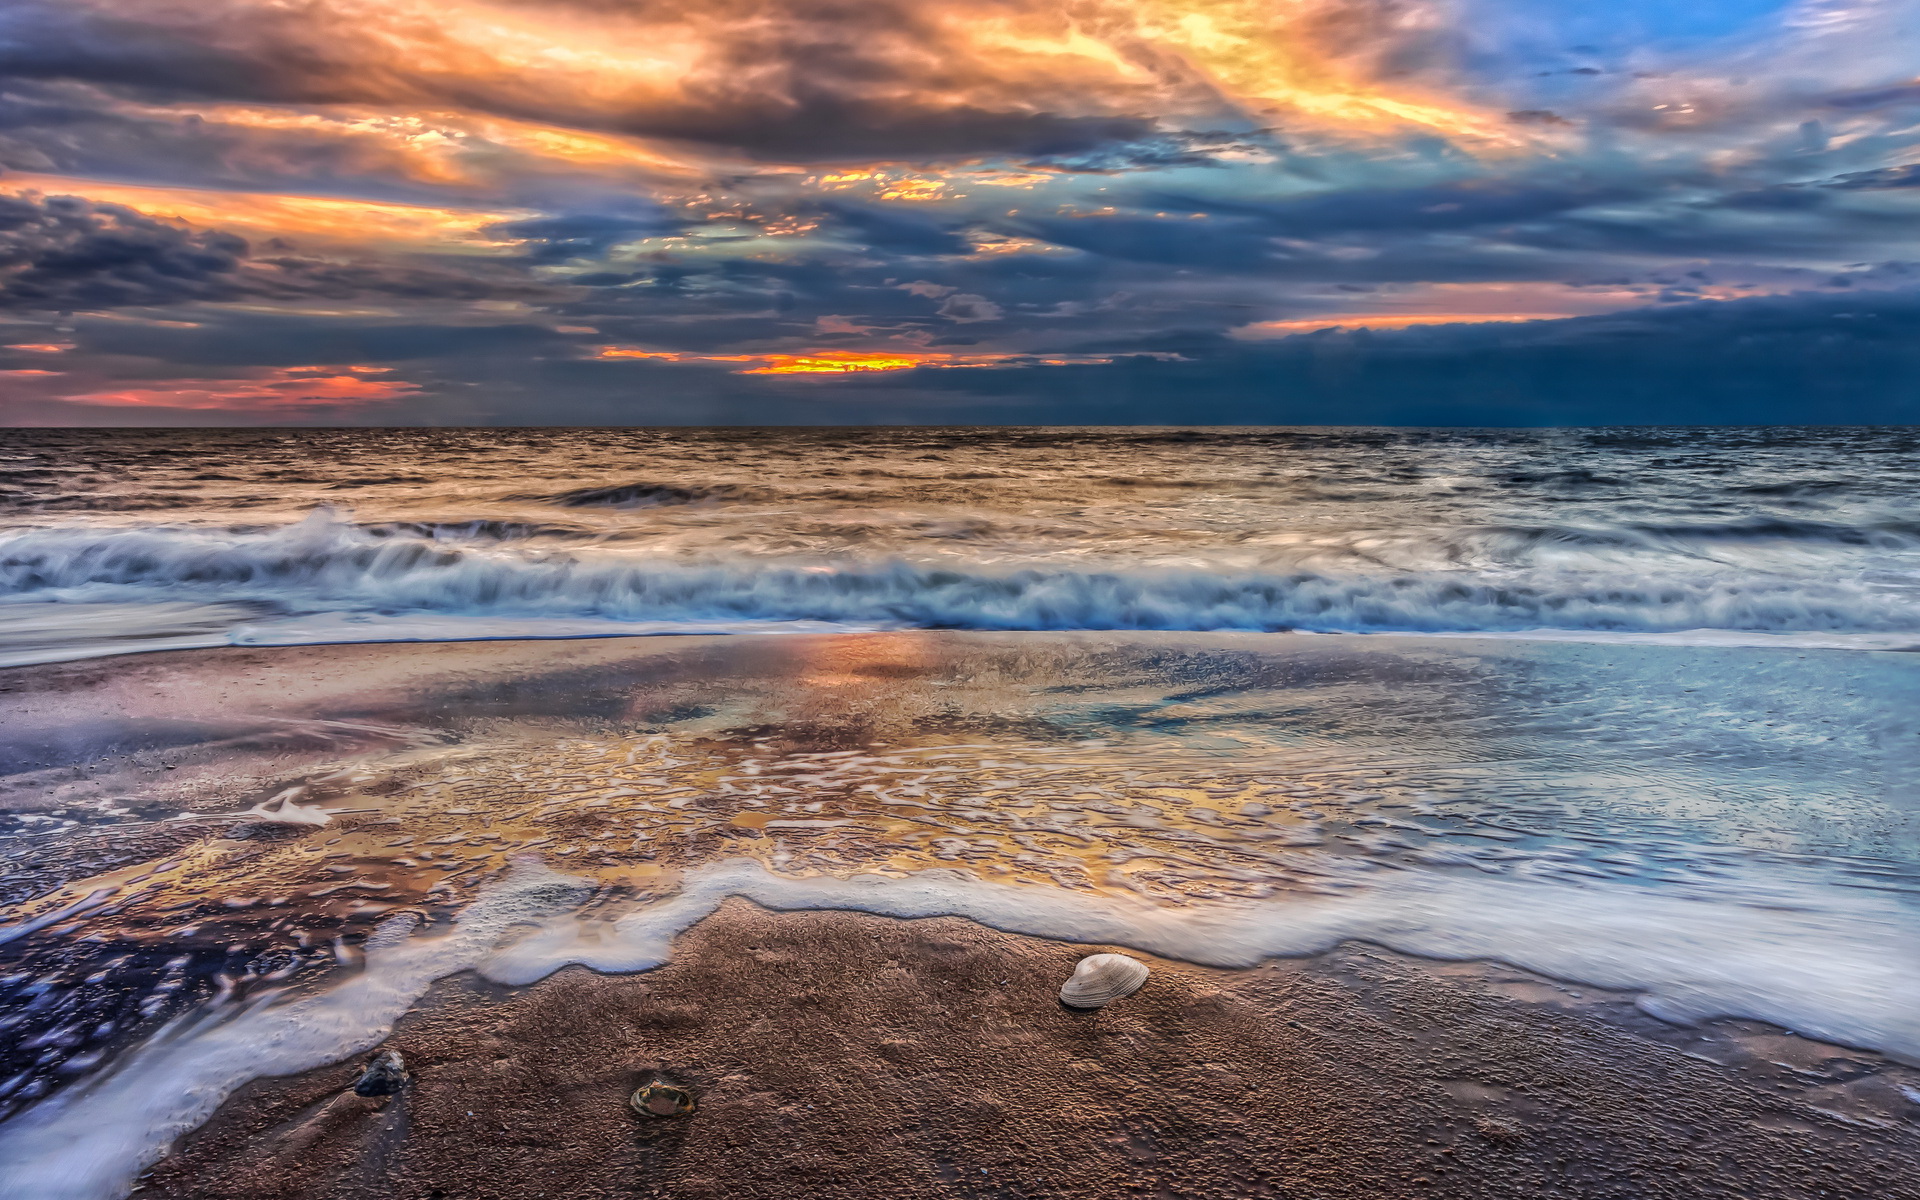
[{"left": 0, "top": 0, "right": 1918, "bottom": 425}]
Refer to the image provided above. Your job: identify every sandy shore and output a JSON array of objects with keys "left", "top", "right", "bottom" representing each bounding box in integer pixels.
[
  {"left": 139, "top": 900, "right": 1920, "bottom": 1200},
  {"left": 4, "top": 633, "right": 1916, "bottom": 1198}
]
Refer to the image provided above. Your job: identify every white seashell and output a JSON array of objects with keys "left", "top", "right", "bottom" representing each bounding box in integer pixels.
[{"left": 1059, "top": 952, "right": 1149, "bottom": 1009}]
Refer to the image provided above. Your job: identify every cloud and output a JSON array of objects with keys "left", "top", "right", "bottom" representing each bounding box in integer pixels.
[
  {"left": 936, "top": 292, "right": 1003, "bottom": 322},
  {"left": 0, "top": 0, "right": 1551, "bottom": 165},
  {"left": 69, "top": 309, "right": 571, "bottom": 367},
  {"left": 1821, "top": 163, "right": 1920, "bottom": 190},
  {"left": 59, "top": 364, "right": 420, "bottom": 411},
  {"left": 486, "top": 212, "right": 685, "bottom": 263},
  {"left": 1146, "top": 179, "right": 1633, "bottom": 237},
  {"left": 790, "top": 287, "right": 1920, "bottom": 425},
  {"left": 0, "top": 190, "right": 557, "bottom": 310},
  {"left": 0, "top": 0, "right": 1161, "bottom": 162},
  {"left": 0, "top": 192, "right": 250, "bottom": 309},
  {"left": 816, "top": 204, "right": 972, "bottom": 255},
  {"left": 1, "top": 0, "right": 1919, "bottom": 424}
]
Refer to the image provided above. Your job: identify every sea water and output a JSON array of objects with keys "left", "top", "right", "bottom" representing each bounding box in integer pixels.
[
  {"left": 0, "top": 428, "right": 1916, "bottom": 1198},
  {"left": 3, "top": 426, "right": 1920, "bottom": 659}
]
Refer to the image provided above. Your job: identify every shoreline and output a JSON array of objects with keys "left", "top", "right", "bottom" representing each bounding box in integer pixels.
[
  {"left": 5, "top": 613, "right": 1919, "bottom": 680},
  {"left": 1, "top": 631, "right": 1915, "bottom": 1198},
  {"left": 138, "top": 900, "right": 1920, "bottom": 1200}
]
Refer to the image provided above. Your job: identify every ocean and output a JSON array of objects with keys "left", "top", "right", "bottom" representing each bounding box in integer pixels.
[
  {"left": 0, "top": 427, "right": 1916, "bottom": 1197},
  {"left": 3, "top": 426, "right": 1920, "bottom": 661}
]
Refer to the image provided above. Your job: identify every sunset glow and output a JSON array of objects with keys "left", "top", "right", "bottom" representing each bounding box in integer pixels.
[
  {"left": 745, "top": 353, "right": 948, "bottom": 375},
  {"left": 594, "top": 347, "right": 1121, "bottom": 374},
  {"left": 0, "top": 0, "right": 1912, "bottom": 422},
  {"left": 62, "top": 367, "right": 421, "bottom": 411}
]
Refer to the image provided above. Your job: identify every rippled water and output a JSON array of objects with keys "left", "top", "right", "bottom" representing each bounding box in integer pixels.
[
  {"left": 3, "top": 426, "right": 1920, "bottom": 662},
  {"left": 1, "top": 429, "right": 1917, "bottom": 1198}
]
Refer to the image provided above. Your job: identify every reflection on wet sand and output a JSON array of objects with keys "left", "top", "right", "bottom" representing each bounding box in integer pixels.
[{"left": 0, "top": 632, "right": 1917, "bottom": 1196}]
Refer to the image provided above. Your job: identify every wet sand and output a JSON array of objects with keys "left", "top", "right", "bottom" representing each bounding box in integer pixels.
[
  {"left": 3, "top": 634, "right": 1917, "bottom": 1198},
  {"left": 132, "top": 899, "right": 1914, "bottom": 1200}
]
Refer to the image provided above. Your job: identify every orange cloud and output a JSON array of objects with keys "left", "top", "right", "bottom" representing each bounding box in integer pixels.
[
  {"left": 3, "top": 175, "right": 531, "bottom": 253},
  {"left": 45, "top": 0, "right": 1527, "bottom": 161},
  {"left": 115, "top": 101, "right": 717, "bottom": 192},
  {"left": 61, "top": 366, "right": 420, "bottom": 411},
  {"left": 1232, "top": 281, "right": 1681, "bottom": 337},
  {"left": 1107, "top": 0, "right": 1528, "bottom": 144},
  {"left": 745, "top": 353, "right": 944, "bottom": 375},
  {"left": 1235, "top": 313, "right": 1563, "bottom": 336},
  {"left": 594, "top": 346, "right": 1135, "bottom": 374}
]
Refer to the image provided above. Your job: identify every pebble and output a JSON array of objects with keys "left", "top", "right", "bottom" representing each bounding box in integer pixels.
[{"left": 352, "top": 1049, "right": 408, "bottom": 1097}]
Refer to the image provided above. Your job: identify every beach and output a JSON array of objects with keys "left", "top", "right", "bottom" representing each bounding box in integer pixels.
[
  {"left": 3, "top": 420, "right": 1919, "bottom": 1200},
  {"left": 135, "top": 900, "right": 1920, "bottom": 1200},
  {"left": 0, "top": 630, "right": 1915, "bottom": 1198}
]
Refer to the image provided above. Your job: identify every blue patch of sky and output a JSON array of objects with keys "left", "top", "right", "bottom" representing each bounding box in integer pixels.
[{"left": 1461, "top": 0, "right": 1803, "bottom": 81}]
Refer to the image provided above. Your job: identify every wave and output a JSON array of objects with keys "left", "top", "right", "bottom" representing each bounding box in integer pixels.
[
  {"left": 359, "top": 519, "right": 597, "bottom": 542},
  {"left": 1, "top": 512, "right": 1916, "bottom": 639},
  {"left": 525, "top": 480, "right": 762, "bottom": 508},
  {"left": 1388, "top": 517, "right": 1920, "bottom": 567}
]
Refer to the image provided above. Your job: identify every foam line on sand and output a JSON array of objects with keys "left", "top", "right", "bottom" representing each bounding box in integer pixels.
[{"left": 2, "top": 859, "right": 1915, "bottom": 1200}]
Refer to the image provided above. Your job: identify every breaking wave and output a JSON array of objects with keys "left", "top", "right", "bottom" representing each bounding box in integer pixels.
[
  {"left": 524, "top": 480, "right": 764, "bottom": 508},
  {"left": 1, "top": 512, "right": 1916, "bottom": 640}
]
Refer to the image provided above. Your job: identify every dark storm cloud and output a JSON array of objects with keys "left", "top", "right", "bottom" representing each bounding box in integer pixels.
[
  {"left": 815, "top": 205, "right": 974, "bottom": 256},
  {"left": 327, "top": 288, "right": 1920, "bottom": 427},
  {"left": 0, "top": 192, "right": 249, "bottom": 309},
  {"left": 0, "top": 84, "right": 444, "bottom": 202},
  {"left": 0, "top": 192, "right": 551, "bottom": 310},
  {"left": 486, "top": 213, "right": 688, "bottom": 264},
  {"left": 791, "top": 287, "right": 1920, "bottom": 425},
  {"left": 1823, "top": 82, "right": 1920, "bottom": 112},
  {"left": 28, "top": 282, "right": 1916, "bottom": 428},
  {"left": 1821, "top": 164, "right": 1920, "bottom": 191},
  {"left": 0, "top": 8, "right": 315, "bottom": 105},
  {"left": 1142, "top": 179, "right": 1632, "bottom": 237},
  {"left": 1288, "top": 286, "right": 1920, "bottom": 357},
  {"left": 1006, "top": 208, "right": 1600, "bottom": 282},
  {"left": 1013, "top": 212, "right": 1283, "bottom": 270},
  {"left": 70, "top": 309, "right": 571, "bottom": 366},
  {"left": 622, "top": 104, "right": 1154, "bottom": 164},
  {"left": 994, "top": 178, "right": 1644, "bottom": 276},
  {"left": 1078, "top": 168, "right": 1912, "bottom": 282}
]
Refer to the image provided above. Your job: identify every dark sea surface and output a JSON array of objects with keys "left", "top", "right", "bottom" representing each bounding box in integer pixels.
[
  {"left": 3, "top": 426, "right": 1920, "bottom": 662},
  {"left": 0, "top": 428, "right": 1917, "bottom": 1197}
]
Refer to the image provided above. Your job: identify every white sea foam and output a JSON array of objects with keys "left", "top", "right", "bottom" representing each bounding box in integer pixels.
[
  {"left": 0, "top": 862, "right": 591, "bottom": 1200},
  {"left": 1, "top": 513, "right": 1916, "bottom": 665},
  {"left": 2, "top": 860, "right": 1914, "bottom": 1200},
  {"left": 499, "top": 862, "right": 1920, "bottom": 1059},
  {"left": 0, "top": 602, "right": 253, "bottom": 668},
  {"left": 0, "top": 602, "right": 873, "bottom": 669},
  {"left": 227, "top": 612, "right": 875, "bottom": 646},
  {"left": 6, "top": 603, "right": 1914, "bottom": 671}
]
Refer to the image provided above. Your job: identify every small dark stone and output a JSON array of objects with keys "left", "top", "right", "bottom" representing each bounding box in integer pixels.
[
  {"left": 629, "top": 1082, "right": 695, "bottom": 1118},
  {"left": 353, "top": 1049, "right": 407, "bottom": 1097}
]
